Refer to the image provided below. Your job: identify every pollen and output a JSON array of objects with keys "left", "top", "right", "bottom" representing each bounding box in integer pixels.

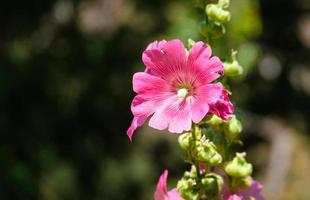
[{"left": 177, "top": 88, "right": 188, "bottom": 98}]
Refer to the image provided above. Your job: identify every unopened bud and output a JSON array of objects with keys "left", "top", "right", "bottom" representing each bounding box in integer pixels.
[
  {"left": 225, "top": 152, "right": 253, "bottom": 177},
  {"left": 178, "top": 132, "right": 192, "bottom": 150},
  {"left": 201, "top": 173, "right": 224, "bottom": 196},
  {"left": 177, "top": 173, "right": 199, "bottom": 200},
  {"left": 196, "top": 139, "right": 222, "bottom": 165},
  {"left": 227, "top": 115, "right": 242, "bottom": 140},
  {"left": 207, "top": 115, "right": 224, "bottom": 125},
  {"left": 218, "top": 0, "right": 230, "bottom": 9},
  {"left": 206, "top": 4, "right": 231, "bottom": 24},
  {"left": 224, "top": 50, "right": 243, "bottom": 76},
  {"left": 188, "top": 38, "right": 196, "bottom": 49},
  {"left": 233, "top": 176, "right": 252, "bottom": 189}
]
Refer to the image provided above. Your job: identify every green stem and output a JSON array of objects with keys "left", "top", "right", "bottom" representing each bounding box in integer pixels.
[{"left": 191, "top": 124, "right": 202, "bottom": 178}]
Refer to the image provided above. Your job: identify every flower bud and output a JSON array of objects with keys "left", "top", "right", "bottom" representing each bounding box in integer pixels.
[
  {"left": 206, "top": 4, "right": 231, "bottom": 24},
  {"left": 225, "top": 152, "right": 253, "bottom": 178},
  {"left": 224, "top": 50, "right": 243, "bottom": 76},
  {"left": 188, "top": 38, "right": 196, "bottom": 49},
  {"left": 227, "top": 115, "right": 242, "bottom": 140},
  {"left": 218, "top": 0, "right": 230, "bottom": 9},
  {"left": 233, "top": 176, "right": 252, "bottom": 189},
  {"left": 196, "top": 138, "right": 222, "bottom": 165},
  {"left": 224, "top": 60, "right": 243, "bottom": 76},
  {"left": 177, "top": 173, "right": 199, "bottom": 200},
  {"left": 178, "top": 132, "right": 192, "bottom": 150},
  {"left": 201, "top": 173, "right": 224, "bottom": 196},
  {"left": 207, "top": 115, "right": 224, "bottom": 125}
]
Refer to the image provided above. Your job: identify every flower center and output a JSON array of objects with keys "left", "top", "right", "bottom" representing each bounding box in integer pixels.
[{"left": 177, "top": 88, "right": 189, "bottom": 98}]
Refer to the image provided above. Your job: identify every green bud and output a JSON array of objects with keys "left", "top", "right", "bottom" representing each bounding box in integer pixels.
[
  {"left": 227, "top": 115, "right": 242, "bottom": 140},
  {"left": 206, "top": 4, "right": 231, "bottom": 24},
  {"left": 224, "top": 60, "right": 243, "bottom": 76},
  {"left": 207, "top": 115, "right": 224, "bottom": 125},
  {"left": 224, "top": 50, "right": 243, "bottom": 76},
  {"left": 218, "top": 0, "right": 230, "bottom": 9},
  {"left": 177, "top": 173, "right": 199, "bottom": 200},
  {"left": 201, "top": 173, "right": 224, "bottom": 197},
  {"left": 178, "top": 132, "right": 192, "bottom": 150},
  {"left": 188, "top": 38, "right": 196, "bottom": 49},
  {"left": 196, "top": 138, "right": 222, "bottom": 165},
  {"left": 225, "top": 152, "right": 253, "bottom": 177},
  {"left": 233, "top": 176, "right": 252, "bottom": 189}
]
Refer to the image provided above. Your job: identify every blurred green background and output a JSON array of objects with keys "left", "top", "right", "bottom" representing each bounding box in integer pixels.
[{"left": 0, "top": 0, "right": 309, "bottom": 199}]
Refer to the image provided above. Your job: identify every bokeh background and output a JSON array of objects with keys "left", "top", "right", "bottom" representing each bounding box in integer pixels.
[{"left": 0, "top": 0, "right": 309, "bottom": 199}]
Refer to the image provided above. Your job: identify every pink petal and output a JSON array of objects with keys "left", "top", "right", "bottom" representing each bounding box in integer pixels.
[
  {"left": 187, "top": 42, "right": 223, "bottom": 86},
  {"left": 167, "top": 188, "right": 184, "bottom": 200},
  {"left": 127, "top": 115, "right": 148, "bottom": 140},
  {"left": 188, "top": 41, "right": 212, "bottom": 66},
  {"left": 149, "top": 96, "right": 180, "bottom": 131},
  {"left": 149, "top": 96, "right": 192, "bottom": 133},
  {"left": 209, "top": 90, "right": 234, "bottom": 121},
  {"left": 190, "top": 56, "right": 224, "bottom": 87},
  {"left": 154, "top": 170, "right": 169, "bottom": 200},
  {"left": 154, "top": 170, "right": 184, "bottom": 200},
  {"left": 145, "top": 40, "right": 167, "bottom": 51},
  {"left": 168, "top": 100, "right": 192, "bottom": 133},
  {"left": 127, "top": 95, "right": 158, "bottom": 140},
  {"left": 132, "top": 72, "right": 169, "bottom": 95},
  {"left": 190, "top": 83, "right": 223, "bottom": 123},
  {"left": 142, "top": 39, "right": 187, "bottom": 81},
  {"left": 238, "top": 179, "right": 265, "bottom": 200},
  {"left": 127, "top": 72, "right": 173, "bottom": 140},
  {"left": 228, "top": 194, "right": 243, "bottom": 200}
]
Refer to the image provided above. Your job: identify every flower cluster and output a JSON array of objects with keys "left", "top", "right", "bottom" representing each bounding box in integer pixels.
[
  {"left": 127, "top": 1, "right": 265, "bottom": 199},
  {"left": 155, "top": 169, "right": 264, "bottom": 200}
]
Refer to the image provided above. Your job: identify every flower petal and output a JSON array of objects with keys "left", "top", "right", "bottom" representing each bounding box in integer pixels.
[
  {"left": 142, "top": 39, "right": 187, "bottom": 81},
  {"left": 132, "top": 72, "right": 168, "bottom": 94},
  {"left": 149, "top": 96, "right": 179, "bottom": 131},
  {"left": 145, "top": 40, "right": 167, "bottom": 51},
  {"left": 149, "top": 96, "right": 191, "bottom": 133},
  {"left": 209, "top": 90, "right": 234, "bottom": 121},
  {"left": 237, "top": 179, "right": 265, "bottom": 200},
  {"left": 167, "top": 188, "right": 184, "bottom": 200},
  {"left": 191, "top": 83, "right": 223, "bottom": 123},
  {"left": 154, "top": 170, "right": 169, "bottom": 200},
  {"left": 168, "top": 100, "right": 192, "bottom": 133},
  {"left": 127, "top": 94, "right": 164, "bottom": 140},
  {"left": 228, "top": 194, "right": 243, "bottom": 200},
  {"left": 187, "top": 42, "right": 223, "bottom": 86},
  {"left": 127, "top": 115, "right": 148, "bottom": 140},
  {"left": 188, "top": 41, "right": 212, "bottom": 65}
]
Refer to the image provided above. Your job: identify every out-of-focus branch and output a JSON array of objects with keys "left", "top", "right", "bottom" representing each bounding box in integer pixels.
[{"left": 244, "top": 115, "right": 296, "bottom": 200}]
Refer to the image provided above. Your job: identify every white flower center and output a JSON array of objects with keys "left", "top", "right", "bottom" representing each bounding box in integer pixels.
[{"left": 177, "top": 88, "right": 188, "bottom": 98}]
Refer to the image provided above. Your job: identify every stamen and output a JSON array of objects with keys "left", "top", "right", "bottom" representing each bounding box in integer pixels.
[{"left": 177, "top": 88, "right": 188, "bottom": 98}]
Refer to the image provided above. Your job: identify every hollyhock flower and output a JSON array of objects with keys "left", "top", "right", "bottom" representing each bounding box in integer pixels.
[
  {"left": 228, "top": 195, "right": 242, "bottom": 200},
  {"left": 154, "top": 170, "right": 184, "bottom": 200},
  {"left": 222, "top": 177, "right": 265, "bottom": 200},
  {"left": 237, "top": 179, "right": 264, "bottom": 200},
  {"left": 127, "top": 39, "right": 233, "bottom": 139},
  {"left": 209, "top": 90, "right": 234, "bottom": 121}
]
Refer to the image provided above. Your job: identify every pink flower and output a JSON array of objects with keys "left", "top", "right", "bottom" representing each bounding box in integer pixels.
[
  {"left": 127, "top": 39, "right": 232, "bottom": 139},
  {"left": 209, "top": 90, "right": 234, "bottom": 121},
  {"left": 222, "top": 177, "right": 265, "bottom": 200},
  {"left": 154, "top": 170, "right": 184, "bottom": 200},
  {"left": 228, "top": 195, "right": 242, "bottom": 200},
  {"left": 237, "top": 179, "right": 264, "bottom": 200}
]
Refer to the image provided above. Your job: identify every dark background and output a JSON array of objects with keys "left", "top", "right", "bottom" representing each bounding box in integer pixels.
[{"left": 0, "top": 0, "right": 309, "bottom": 199}]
